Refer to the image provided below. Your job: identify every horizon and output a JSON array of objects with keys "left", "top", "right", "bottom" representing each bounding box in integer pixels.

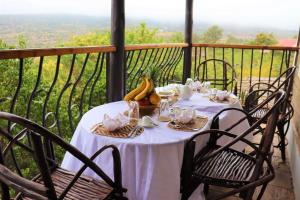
[
  {"left": 0, "top": 13, "right": 298, "bottom": 32},
  {"left": 1, "top": 0, "right": 300, "bottom": 30}
]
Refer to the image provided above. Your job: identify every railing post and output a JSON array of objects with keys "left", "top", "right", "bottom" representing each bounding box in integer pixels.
[
  {"left": 108, "top": 0, "right": 125, "bottom": 102},
  {"left": 293, "top": 27, "right": 300, "bottom": 66},
  {"left": 183, "top": 0, "right": 193, "bottom": 83}
]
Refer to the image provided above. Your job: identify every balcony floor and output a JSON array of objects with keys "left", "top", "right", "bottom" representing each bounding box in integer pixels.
[{"left": 209, "top": 135, "right": 295, "bottom": 200}]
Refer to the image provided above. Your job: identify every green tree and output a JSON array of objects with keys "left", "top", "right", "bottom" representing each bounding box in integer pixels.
[
  {"left": 201, "top": 25, "right": 223, "bottom": 43},
  {"left": 125, "top": 22, "right": 163, "bottom": 44},
  {"left": 17, "top": 35, "right": 27, "bottom": 49},
  {"left": 64, "top": 23, "right": 164, "bottom": 46},
  {"left": 249, "top": 33, "right": 278, "bottom": 45}
]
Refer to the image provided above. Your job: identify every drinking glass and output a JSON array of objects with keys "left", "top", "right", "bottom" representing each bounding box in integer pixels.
[
  {"left": 128, "top": 101, "right": 139, "bottom": 125},
  {"left": 158, "top": 99, "right": 170, "bottom": 122},
  {"left": 209, "top": 88, "right": 218, "bottom": 99}
]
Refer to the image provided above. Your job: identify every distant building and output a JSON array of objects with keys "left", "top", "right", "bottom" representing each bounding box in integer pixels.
[{"left": 277, "top": 39, "right": 297, "bottom": 47}]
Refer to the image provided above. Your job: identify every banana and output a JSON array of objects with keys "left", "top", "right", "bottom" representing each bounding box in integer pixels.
[
  {"left": 134, "top": 78, "right": 151, "bottom": 101},
  {"left": 148, "top": 79, "right": 154, "bottom": 94},
  {"left": 124, "top": 78, "right": 146, "bottom": 101}
]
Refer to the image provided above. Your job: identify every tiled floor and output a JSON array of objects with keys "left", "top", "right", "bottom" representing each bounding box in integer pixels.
[{"left": 209, "top": 135, "right": 295, "bottom": 200}]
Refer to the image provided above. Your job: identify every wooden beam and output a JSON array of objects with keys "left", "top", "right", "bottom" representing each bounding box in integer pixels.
[
  {"left": 125, "top": 43, "right": 188, "bottom": 51},
  {"left": 192, "top": 43, "right": 299, "bottom": 51},
  {"left": 108, "top": 0, "right": 125, "bottom": 102},
  {"left": 183, "top": 0, "right": 193, "bottom": 83},
  {"left": 0, "top": 46, "right": 116, "bottom": 59}
]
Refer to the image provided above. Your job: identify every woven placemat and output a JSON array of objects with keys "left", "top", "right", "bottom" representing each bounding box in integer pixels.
[
  {"left": 209, "top": 96, "right": 238, "bottom": 104},
  {"left": 168, "top": 116, "right": 208, "bottom": 132},
  {"left": 91, "top": 123, "right": 144, "bottom": 138}
]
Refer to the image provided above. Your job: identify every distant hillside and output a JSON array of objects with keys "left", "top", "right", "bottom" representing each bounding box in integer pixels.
[
  {"left": 0, "top": 15, "right": 298, "bottom": 48},
  {"left": 0, "top": 15, "right": 110, "bottom": 47}
]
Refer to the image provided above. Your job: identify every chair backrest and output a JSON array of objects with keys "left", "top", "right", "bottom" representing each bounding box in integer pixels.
[
  {"left": 249, "top": 91, "right": 286, "bottom": 181},
  {"left": 245, "top": 66, "right": 296, "bottom": 115},
  {"left": 195, "top": 59, "right": 237, "bottom": 94},
  {"left": 0, "top": 114, "right": 57, "bottom": 199},
  {"left": 249, "top": 66, "right": 296, "bottom": 93},
  {"left": 182, "top": 91, "right": 285, "bottom": 184},
  {"left": 0, "top": 112, "right": 117, "bottom": 200}
]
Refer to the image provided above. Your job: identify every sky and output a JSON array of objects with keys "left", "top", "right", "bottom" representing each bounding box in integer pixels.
[{"left": 0, "top": 0, "right": 300, "bottom": 30}]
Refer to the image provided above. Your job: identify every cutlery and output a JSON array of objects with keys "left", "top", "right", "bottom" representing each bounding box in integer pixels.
[
  {"left": 90, "top": 122, "right": 103, "bottom": 132},
  {"left": 170, "top": 121, "right": 201, "bottom": 131},
  {"left": 128, "top": 125, "right": 142, "bottom": 138}
]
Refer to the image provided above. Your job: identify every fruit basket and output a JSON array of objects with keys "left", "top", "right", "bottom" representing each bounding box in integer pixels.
[
  {"left": 124, "top": 66, "right": 161, "bottom": 117},
  {"left": 139, "top": 104, "right": 159, "bottom": 116}
]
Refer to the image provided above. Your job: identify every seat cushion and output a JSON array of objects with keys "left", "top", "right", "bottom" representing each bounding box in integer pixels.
[
  {"left": 193, "top": 148, "right": 257, "bottom": 187},
  {"left": 21, "top": 168, "right": 113, "bottom": 200},
  {"left": 252, "top": 107, "right": 270, "bottom": 120}
]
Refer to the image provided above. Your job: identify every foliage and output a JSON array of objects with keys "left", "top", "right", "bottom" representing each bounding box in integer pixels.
[
  {"left": 63, "top": 23, "right": 166, "bottom": 46},
  {"left": 249, "top": 33, "right": 278, "bottom": 45},
  {"left": 200, "top": 25, "right": 223, "bottom": 44},
  {"left": 126, "top": 23, "right": 164, "bottom": 44},
  {"left": 64, "top": 31, "right": 111, "bottom": 46}
]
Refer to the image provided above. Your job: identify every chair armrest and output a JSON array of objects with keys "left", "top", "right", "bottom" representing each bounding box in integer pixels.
[
  {"left": 22, "top": 125, "right": 117, "bottom": 189},
  {"left": 244, "top": 89, "right": 274, "bottom": 112},
  {"left": 189, "top": 130, "right": 258, "bottom": 162},
  {"left": 249, "top": 82, "right": 276, "bottom": 92},
  {"left": 211, "top": 107, "right": 253, "bottom": 132},
  {"left": 0, "top": 164, "right": 48, "bottom": 200},
  {"left": 58, "top": 145, "right": 125, "bottom": 200}
]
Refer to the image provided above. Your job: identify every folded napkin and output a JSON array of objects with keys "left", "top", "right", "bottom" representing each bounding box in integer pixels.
[
  {"left": 175, "top": 107, "right": 196, "bottom": 124},
  {"left": 215, "top": 90, "right": 231, "bottom": 101},
  {"left": 102, "top": 113, "right": 128, "bottom": 131},
  {"left": 156, "top": 84, "right": 182, "bottom": 96}
]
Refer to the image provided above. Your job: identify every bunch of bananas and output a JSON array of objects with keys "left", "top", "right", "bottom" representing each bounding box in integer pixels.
[{"left": 124, "top": 77, "right": 161, "bottom": 105}]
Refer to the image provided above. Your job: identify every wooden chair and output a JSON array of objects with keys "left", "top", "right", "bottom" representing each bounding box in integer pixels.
[
  {"left": 244, "top": 66, "right": 296, "bottom": 161},
  {"left": 195, "top": 59, "right": 238, "bottom": 95},
  {"left": 0, "top": 112, "right": 127, "bottom": 200},
  {"left": 181, "top": 91, "right": 286, "bottom": 200}
]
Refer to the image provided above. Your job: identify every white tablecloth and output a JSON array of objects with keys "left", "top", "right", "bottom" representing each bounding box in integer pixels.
[{"left": 61, "top": 93, "right": 250, "bottom": 200}]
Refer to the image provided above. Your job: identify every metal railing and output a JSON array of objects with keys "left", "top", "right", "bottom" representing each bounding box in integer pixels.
[
  {"left": 0, "top": 46, "right": 115, "bottom": 138},
  {"left": 192, "top": 43, "right": 298, "bottom": 94},
  {"left": 125, "top": 43, "right": 187, "bottom": 92},
  {"left": 0, "top": 43, "right": 298, "bottom": 139}
]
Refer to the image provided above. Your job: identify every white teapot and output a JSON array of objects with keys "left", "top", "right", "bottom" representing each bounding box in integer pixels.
[
  {"left": 179, "top": 85, "right": 193, "bottom": 100},
  {"left": 185, "top": 78, "right": 194, "bottom": 86}
]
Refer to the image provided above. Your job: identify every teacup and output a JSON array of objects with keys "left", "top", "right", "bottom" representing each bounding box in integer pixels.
[{"left": 139, "top": 116, "right": 157, "bottom": 128}]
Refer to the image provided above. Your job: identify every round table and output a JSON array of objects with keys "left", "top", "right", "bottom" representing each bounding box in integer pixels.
[{"left": 61, "top": 93, "right": 250, "bottom": 200}]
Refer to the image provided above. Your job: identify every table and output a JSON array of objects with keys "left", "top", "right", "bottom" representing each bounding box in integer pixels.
[{"left": 61, "top": 93, "right": 250, "bottom": 200}]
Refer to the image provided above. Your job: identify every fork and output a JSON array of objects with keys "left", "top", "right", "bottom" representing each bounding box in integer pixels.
[
  {"left": 128, "top": 126, "right": 139, "bottom": 138},
  {"left": 129, "top": 126, "right": 143, "bottom": 138}
]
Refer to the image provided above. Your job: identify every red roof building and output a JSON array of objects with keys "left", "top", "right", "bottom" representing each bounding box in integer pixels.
[{"left": 277, "top": 39, "right": 297, "bottom": 47}]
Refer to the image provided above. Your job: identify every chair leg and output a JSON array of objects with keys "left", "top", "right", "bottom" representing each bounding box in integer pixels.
[
  {"left": 277, "top": 124, "right": 286, "bottom": 162},
  {"left": 256, "top": 184, "right": 268, "bottom": 200},
  {"left": 181, "top": 192, "right": 189, "bottom": 200},
  {"left": 242, "top": 188, "right": 255, "bottom": 200},
  {"left": 204, "top": 184, "right": 209, "bottom": 195}
]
